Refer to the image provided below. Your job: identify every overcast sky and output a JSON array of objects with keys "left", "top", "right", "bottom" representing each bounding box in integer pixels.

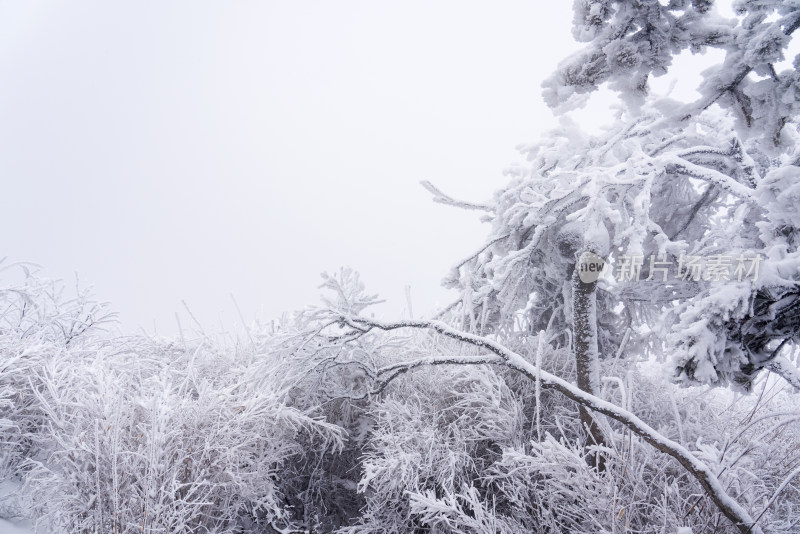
[{"left": 0, "top": 1, "right": 715, "bottom": 336}]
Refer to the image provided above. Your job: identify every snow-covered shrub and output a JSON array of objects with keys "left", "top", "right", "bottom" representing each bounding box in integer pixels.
[
  {"left": 353, "top": 360, "right": 800, "bottom": 533},
  {"left": 299, "top": 292, "right": 799, "bottom": 534},
  {"left": 493, "top": 364, "right": 800, "bottom": 534},
  {"left": 14, "top": 334, "right": 344, "bottom": 534},
  {"left": 261, "top": 306, "right": 376, "bottom": 532},
  {"left": 0, "top": 266, "right": 346, "bottom": 533},
  {"left": 0, "top": 260, "right": 797, "bottom": 533},
  {"left": 342, "top": 364, "right": 524, "bottom": 534},
  {"left": 0, "top": 264, "right": 115, "bottom": 477}
]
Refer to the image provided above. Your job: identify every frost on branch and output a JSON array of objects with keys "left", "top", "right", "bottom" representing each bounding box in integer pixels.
[
  {"left": 445, "top": 1, "right": 800, "bottom": 387},
  {"left": 440, "top": 96, "right": 800, "bottom": 389},
  {"left": 546, "top": 0, "right": 800, "bottom": 148},
  {"left": 318, "top": 267, "right": 384, "bottom": 317}
]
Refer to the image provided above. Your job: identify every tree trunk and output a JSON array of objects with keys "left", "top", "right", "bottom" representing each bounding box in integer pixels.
[{"left": 572, "top": 256, "right": 606, "bottom": 470}]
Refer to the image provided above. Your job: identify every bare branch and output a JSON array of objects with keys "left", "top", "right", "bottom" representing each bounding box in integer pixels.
[{"left": 421, "top": 180, "right": 493, "bottom": 212}]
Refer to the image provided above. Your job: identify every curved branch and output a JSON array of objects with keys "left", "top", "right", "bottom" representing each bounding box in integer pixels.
[
  {"left": 339, "top": 314, "right": 762, "bottom": 534},
  {"left": 661, "top": 156, "right": 756, "bottom": 203},
  {"left": 766, "top": 356, "right": 800, "bottom": 390},
  {"left": 421, "top": 180, "right": 493, "bottom": 212}
]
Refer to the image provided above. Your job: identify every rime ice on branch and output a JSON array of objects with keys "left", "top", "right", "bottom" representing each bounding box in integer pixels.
[{"left": 443, "top": 0, "right": 800, "bottom": 391}]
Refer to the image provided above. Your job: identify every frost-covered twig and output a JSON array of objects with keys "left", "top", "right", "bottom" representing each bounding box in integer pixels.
[
  {"left": 765, "top": 356, "right": 800, "bottom": 390},
  {"left": 420, "top": 180, "right": 492, "bottom": 212},
  {"left": 661, "top": 156, "right": 756, "bottom": 203}
]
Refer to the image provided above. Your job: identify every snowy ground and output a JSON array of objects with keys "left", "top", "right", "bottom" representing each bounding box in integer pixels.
[
  {"left": 0, "top": 519, "right": 31, "bottom": 534},
  {"left": 0, "top": 481, "right": 32, "bottom": 534}
]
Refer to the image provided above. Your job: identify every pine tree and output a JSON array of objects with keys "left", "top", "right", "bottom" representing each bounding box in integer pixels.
[{"left": 444, "top": 0, "right": 800, "bottom": 393}]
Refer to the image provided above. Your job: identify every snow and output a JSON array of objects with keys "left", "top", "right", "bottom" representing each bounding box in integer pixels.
[
  {"left": 0, "top": 481, "right": 31, "bottom": 534},
  {"left": 0, "top": 519, "right": 31, "bottom": 534},
  {"left": 3, "top": 1, "right": 800, "bottom": 532}
]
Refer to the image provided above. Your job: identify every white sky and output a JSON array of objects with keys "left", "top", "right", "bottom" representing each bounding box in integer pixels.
[{"left": 0, "top": 1, "right": 717, "bottom": 336}]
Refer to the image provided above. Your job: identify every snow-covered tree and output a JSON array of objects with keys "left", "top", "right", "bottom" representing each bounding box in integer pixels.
[{"left": 444, "top": 0, "right": 800, "bottom": 393}]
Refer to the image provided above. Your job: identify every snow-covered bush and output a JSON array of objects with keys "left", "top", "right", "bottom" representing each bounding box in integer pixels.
[
  {"left": 16, "top": 336, "right": 343, "bottom": 533},
  {"left": 260, "top": 302, "right": 377, "bottom": 532},
  {"left": 329, "top": 327, "right": 800, "bottom": 533},
  {"left": 0, "top": 263, "right": 115, "bottom": 477},
  {"left": 0, "top": 266, "right": 345, "bottom": 533},
  {"left": 345, "top": 365, "right": 523, "bottom": 534}
]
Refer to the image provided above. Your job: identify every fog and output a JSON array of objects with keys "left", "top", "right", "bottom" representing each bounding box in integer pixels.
[{"left": 0, "top": 1, "right": 702, "bottom": 335}]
